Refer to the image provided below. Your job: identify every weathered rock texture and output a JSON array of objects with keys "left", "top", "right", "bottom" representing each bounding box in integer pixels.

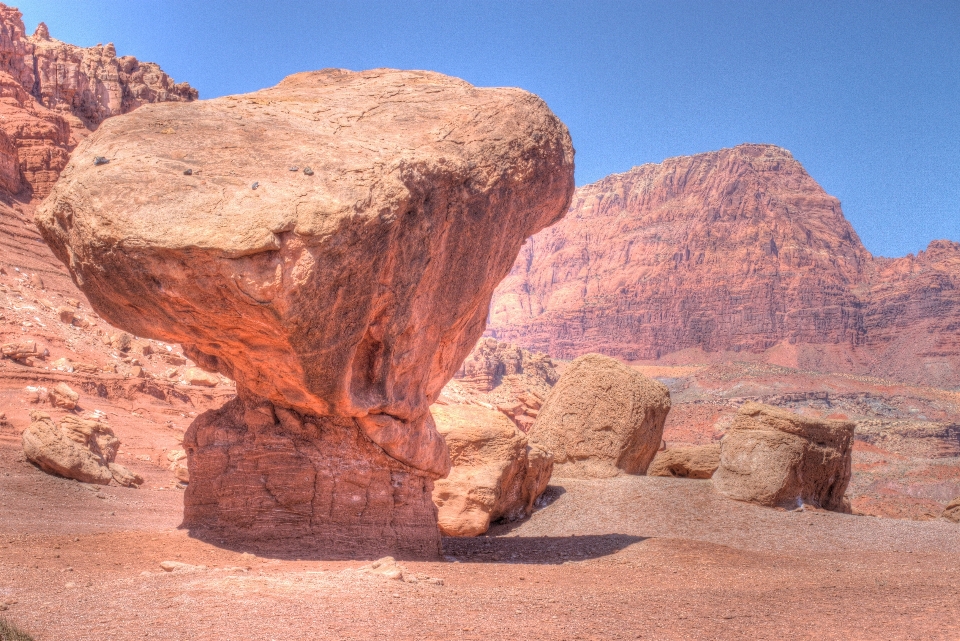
[
  {"left": 22, "top": 410, "right": 141, "bottom": 486},
  {"left": 648, "top": 443, "right": 720, "bottom": 479},
  {"left": 37, "top": 69, "right": 574, "bottom": 555},
  {"left": 712, "top": 402, "right": 854, "bottom": 511},
  {"left": 489, "top": 143, "right": 960, "bottom": 388},
  {"left": 444, "top": 337, "right": 557, "bottom": 432},
  {"left": 431, "top": 404, "right": 553, "bottom": 536},
  {"left": 943, "top": 498, "right": 960, "bottom": 523},
  {"left": 528, "top": 353, "right": 670, "bottom": 479},
  {"left": 0, "top": 4, "right": 196, "bottom": 198}
]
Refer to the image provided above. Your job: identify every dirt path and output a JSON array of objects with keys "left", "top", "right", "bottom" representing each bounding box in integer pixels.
[{"left": 2, "top": 456, "right": 958, "bottom": 641}]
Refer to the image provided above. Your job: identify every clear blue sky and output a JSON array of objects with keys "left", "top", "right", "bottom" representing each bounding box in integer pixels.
[{"left": 14, "top": 0, "right": 960, "bottom": 258}]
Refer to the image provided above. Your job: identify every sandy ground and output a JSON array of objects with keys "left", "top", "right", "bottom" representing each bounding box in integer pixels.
[{"left": 2, "top": 442, "right": 959, "bottom": 641}]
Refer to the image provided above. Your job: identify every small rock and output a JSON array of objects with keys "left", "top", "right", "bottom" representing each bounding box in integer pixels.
[
  {"left": 944, "top": 497, "right": 960, "bottom": 523},
  {"left": 183, "top": 168, "right": 193, "bottom": 176},
  {"left": 57, "top": 306, "right": 76, "bottom": 324},
  {"left": 159, "top": 560, "right": 205, "bottom": 572},
  {"left": 288, "top": 166, "right": 299, "bottom": 171},
  {"left": 50, "top": 382, "right": 80, "bottom": 409},
  {"left": 29, "top": 273, "right": 44, "bottom": 289},
  {"left": 303, "top": 167, "right": 313, "bottom": 176},
  {"left": 93, "top": 156, "right": 109, "bottom": 166},
  {"left": 251, "top": 181, "right": 259, "bottom": 190},
  {"left": 183, "top": 367, "right": 218, "bottom": 387}
]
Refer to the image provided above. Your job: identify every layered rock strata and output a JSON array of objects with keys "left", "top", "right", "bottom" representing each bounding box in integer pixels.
[
  {"left": 489, "top": 143, "right": 960, "bottom": 387},
  {"left": 36, "top": 69, "right": 574, "bottom": 555},
  {"left": 712, "top": 402, "right": 854, "bottom": 511},
  {"left": 431, "top": 404, "right": 553, "bottom": 536},
  {"left": 528, "top": 353, "right": 670, "bottom": 478}
]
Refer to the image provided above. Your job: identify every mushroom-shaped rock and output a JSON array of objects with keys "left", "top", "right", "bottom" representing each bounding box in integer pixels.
[
  {"left": 36, "top": 69, "right": 574, "bottom": 556},
  {"left": 431, "top": 404, "right": 553, "bottom": 537},
  {"left": 712, "top": 402, "right": 854, "bottom": 512},
  {"left": 648, "top": 443, "right": 720, "bottom": 479},
  {"left": 527, "top": 354, "right": 670, "bottom": 479}
]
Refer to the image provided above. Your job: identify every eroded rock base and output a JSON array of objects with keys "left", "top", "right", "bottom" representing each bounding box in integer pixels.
[{"left": 182, "top": 391, "right": 441, "bottom": 559}]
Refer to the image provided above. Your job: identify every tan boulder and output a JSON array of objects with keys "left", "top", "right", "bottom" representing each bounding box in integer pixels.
[
  {"left": 712, "top": 402, "right": 854, "bottom": 511},
  {"left": 22, "top": 411, "right": 141, "bottom": 486},
  {"left": 183, "top": 367, "right": 218, "bottom": 387},
  {"left": 944, "top": 498, "right": 960, "bottom": 523},
  {"left": 49, "top": 381, "right": 79, "bottom": 409},
  {"left": 36, "top": 68, "right": 573, "bottom": 555},
  {"left": 648, "top": 443, "right": 720, "bottom": 479},
  {"left": 432, "top": 404, "right": 553, "bottom": 537},
  {"left": 527, "top": 354, "right": 670, "bottom": 478}
]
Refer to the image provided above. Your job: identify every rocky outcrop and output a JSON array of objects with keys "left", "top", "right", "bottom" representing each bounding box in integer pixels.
[
  {"left": 445, "top": 337, "right": 557, "bottom": 431},
  {"left": 21, "top": 410, "right": 141, "bottom": 486},
  {"left": 37, "top": 68, "right": 574, "bottom": 555},
  {"left": 489, "top": 143, "right": 960, "bottom": 388},
  {"left": 712, "top": 402, "right": 854, "bottom": 511},
  {"left": 944, "top": 498, "right": 960, "bottom": 523},
  {"left": 528, "top": 353, "right": 670, "bottom": 478},
  {"left": 0, "top": 4, "right": 196, "bottom": 198},
  {"left": 431, "top": 404, "right": 553, "bottom": 537},
  {"left": 648, "top": 443, "right": 720, "bottom": 479}
]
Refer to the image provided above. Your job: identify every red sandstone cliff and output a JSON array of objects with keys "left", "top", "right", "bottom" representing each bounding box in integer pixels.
[
  {"left": 0, "top": 4, "right": 196, "bottom": 199},
  {"left": 489, "top": 144, "right": 960, "bottom": 387}
]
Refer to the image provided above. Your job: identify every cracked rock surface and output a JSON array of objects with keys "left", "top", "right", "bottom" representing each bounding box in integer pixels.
[{"left": 35, "top": 68, "right": 574, "bottom": 555}]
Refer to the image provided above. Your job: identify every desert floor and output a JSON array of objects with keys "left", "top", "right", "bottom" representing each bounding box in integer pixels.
[{"left": 2, "top": 439, "right": 959, "bottom": 641}]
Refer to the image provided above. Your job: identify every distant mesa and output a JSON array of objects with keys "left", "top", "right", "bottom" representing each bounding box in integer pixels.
[
  {"left": 36, "top": 67, "right": 575, "bottom": 557},
  {"left": 488, "top": 143, "right": 960, "bottom": 388}
]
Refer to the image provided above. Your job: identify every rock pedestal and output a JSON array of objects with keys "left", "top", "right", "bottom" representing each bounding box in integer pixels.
[
  {"left": 185, "top": 389, "right": 439, "bottom": 558},
  {"left": 36, "top": 68, "right": 574, "bottom": 557}
]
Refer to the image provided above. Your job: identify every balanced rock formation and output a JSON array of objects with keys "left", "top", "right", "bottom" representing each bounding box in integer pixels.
[
  {"left": 944, "top": 498, "right": 960, "bottom": 524},
  {"left": 528, "top": 353, "right": 670, "bottom": 478},
  {"left": 22, "top": 411, "right": 142, "bottom": 486},
  {"left": 489, "top": 143, "right": 960, "bottom": 388},
  {"left": 36, "top": 68, "right": 574, "bottom": 556},
  {"left": 0, "top": 4, "right": 196, "bottom": 198},
  {"left": 712, "top": 402, "right": 854, "bottom": 511},
  {"left": 648, "top": 443, "right": 720, "bottom": 479},
  {"left": 432, "top": 404, "right": 553, "bottom": 537}
]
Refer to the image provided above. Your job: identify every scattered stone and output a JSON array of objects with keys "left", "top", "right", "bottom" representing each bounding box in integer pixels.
[
  {"left": 944, "top": 498, "right": 960, "bottom": 523},
  {"left": 432, "top": 404, "right": 553, "bottom": 537},
  {"left": 22, "top": 411, "right": 140, "bottom": 486},
  {"left": 50, "top": 382, "right": 80, "bottom": 409},
  {"left": 251, "top": 181, "right": 259, "bottom": 190},
  {"left": 183, "top": 168, "right": 192, "bottom": 175},
  {"left": 288, "top": 166, "right": 298, "bottom": 171},
  {"left": 2, "top": 340, "right": 38, "bottom": 362},
  {"left": 110, "top": 332, "right": 133, "bottom": 352},
  {"left": 302, "top": 166, "right": 313, "bottom": 176},
  {"left": 183, "top": 367, "right": 218, "bottom": 387},
  {"left": 712, "top": 402, "right": 854, "bottom": 512},
  {"left": 93, "top": 156, "right": 109, "bottom": 165},
  {"left": 648, "top": 443, "right": 721, "bottom": 479},
  {"left": 57, "top": 305, "right": 75, "bottom": 324},
  {"left": 528, "top": 354, "right": 671, "bottom": 478},
  {"left": 159, "top": 560, "right": 206, "bottom": 572},
  {"left": 29, "top": 273, "right": 44, "bottom": 289}
]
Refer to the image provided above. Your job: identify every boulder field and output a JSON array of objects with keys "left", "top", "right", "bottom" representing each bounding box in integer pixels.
[{"left": 35, "top": 68, "right": 574, "bottom": 556}]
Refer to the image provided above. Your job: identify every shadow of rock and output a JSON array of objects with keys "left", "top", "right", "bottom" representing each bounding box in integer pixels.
[{"left": 442, "top": 533, "right": 646, "bottom": 565}]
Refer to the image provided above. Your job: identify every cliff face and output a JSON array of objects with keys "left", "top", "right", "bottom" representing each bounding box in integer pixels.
[
  {"left": 489, "top": 144, "right": 960, "bottom": 387},
  {"left": 0, "top": 4, "right": 196, "bottom": 198}
]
